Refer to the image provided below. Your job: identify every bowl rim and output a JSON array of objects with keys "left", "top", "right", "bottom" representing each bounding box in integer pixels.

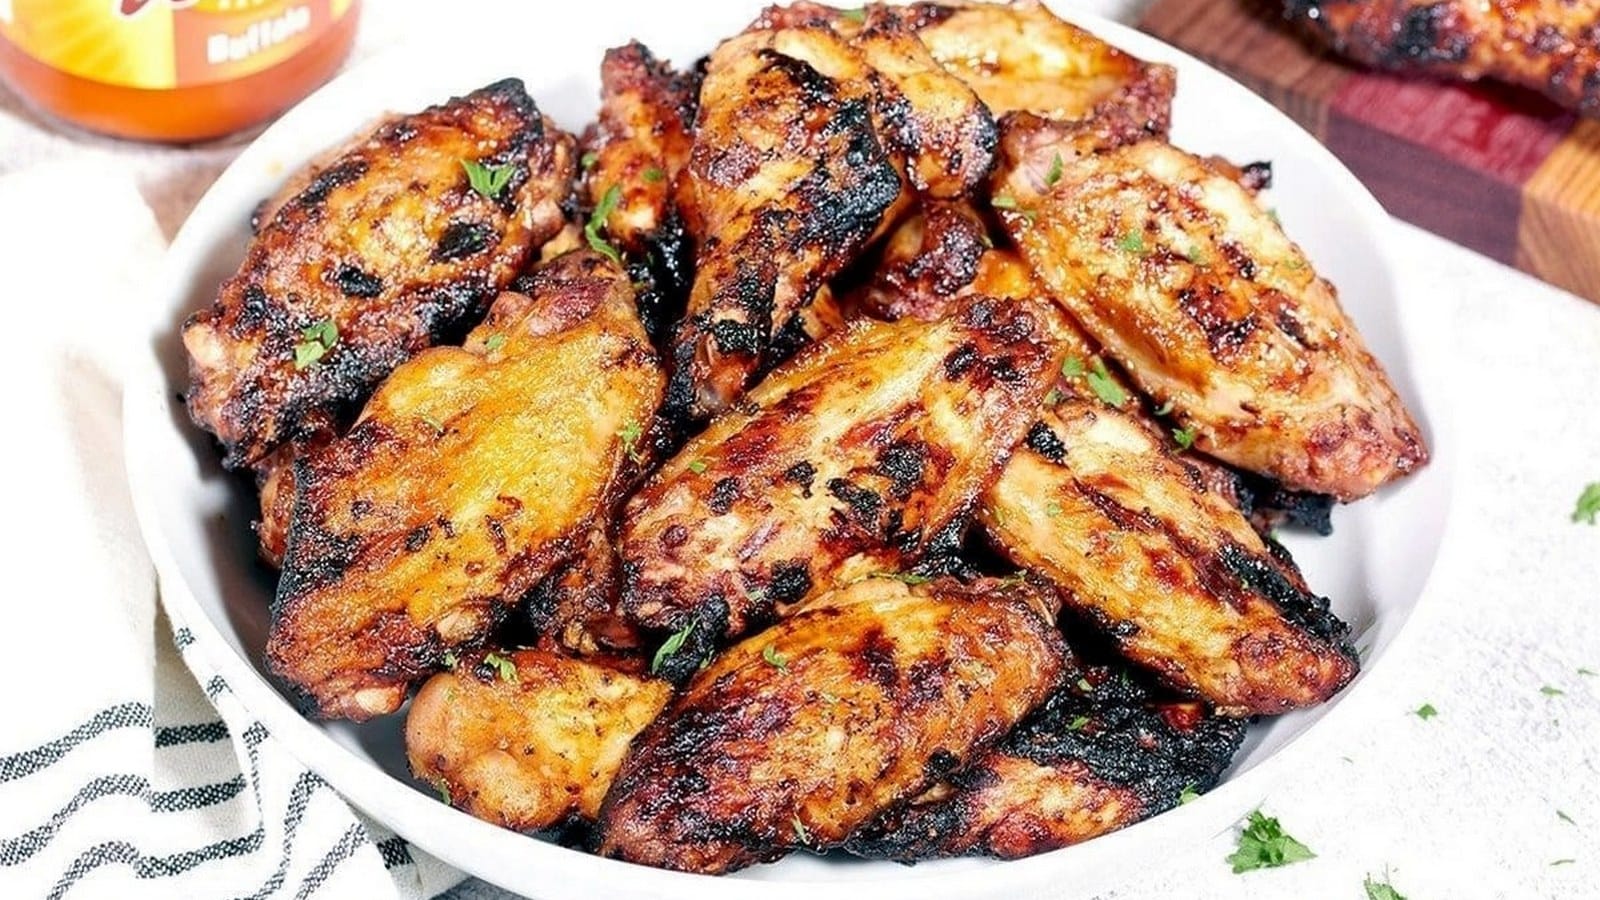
[{"left": 122, "top": 6, "right": 1459, "bottom": 899}]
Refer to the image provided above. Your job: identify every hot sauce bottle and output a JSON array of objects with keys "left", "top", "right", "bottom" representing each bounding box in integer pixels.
[{"left": 0, "top": 0, "right": 361, "bottom": 143}]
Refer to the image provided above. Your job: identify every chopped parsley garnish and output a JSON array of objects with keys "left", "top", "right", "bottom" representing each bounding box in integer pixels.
[
  {"left": 585, "top": 184, "right": 624, "bottom": 265},
  {"left": 651, "top": 622, "right": 694, "bottom": 674},
  {"left": 818, "top": 690, "right": 840, "bottom": 705},
  {"left": 991, "top": 194, "right": 1020, "bottom": 210},
  {"left": 1044, "top": 152, "right": 1064, "bottom": 186},
  {"left": 1185, "top": 244, "right": 1208, "bottom": 265},
  {"left": 1086, "top": 359, "right": 1129, "bottom": 408},
  {"left": 1227, "top": 810, "right": 1315, "bottom": 873},
  {"left": 442, "top": 650, "right": 458, "bottom": 670},
  {"left": 1116, "top": 230, "right": 1146, "bottom": 254},
  {"left": 419, "top": 414, "right": 446, "bottom": 434},
  {"left": 1154, "top": 399, "right": 1174, "bottom": 415},
  {"left": 1068, "top": 715, "right": 1090, "bottom": 731},
  {"left": 1558, "top": 810, "right": 1576, "bottom": 825},
  {"left": 619, "top": 417, "right": 644, "bottom": 463},
  {"left": 432, "top": 777, "right": 452, "bottom": 805},
  {"left": 687, "top": 458, "right": 709, "bottom": 475},
  {"left": 483, "top": 652, "right": 517, "bottom": 684},
  {"left": 1043, "top": 388, "right": 1065, "bottom": 406},
  {"left": 293, "top": 319, "right": 338, "bottom": 369},
  {"left": 1172, "top": 427, "right": 1197, "bottom": 450},
  {"left": 1076, "top": 677, "right": 1094, "bottom": 693},
  {"left": 580, "top": 150, "right": 599, "bottom": 170},
  {"left": 792, "top": 815, "right": 812, "bottom": 843},
  {"left": 997, "top": 571, "right": 1028, "bottom": 586},
  {"left": 877, "top": 571, "right": 933, "bottom": 586},
  {"left": 763, "top": 644, "right": 790, "bottom": 673},
  {"left": 1178, "top": 784, "right": 1200, "bottom": 805},
  {"left": 1044, "top": 501, "right": 1063, "bottom": 518},
  {"left": 1363, "top": 871, "right": 1407, "bottom": 900},
  {"left": 1542, "top": 685, "right": 1565, "bottom": 697},
  {"left": 484, "top": 333, "right": 505, "bottom": 352},
  {"left": 1572, "top": 482, "right": 1600, "bottom": 524},
  {"left": 1552, "top": 859, "right": 1576, "bottom": 867},
  {"left": 462, "top": 159, "right": 516, "bottom": 199},
  {"left": 642, "top": 166, "right": 665, "bottom": 183},
  {"left": 1060, "top": 356, "right": 1085, "bottom": 378},
  {"left": 1413, "top": 703, "right": 1438, "bottom": 720}
]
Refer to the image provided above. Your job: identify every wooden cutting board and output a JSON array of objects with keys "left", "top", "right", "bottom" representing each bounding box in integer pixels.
[{"left": 1139, "top": 0, "right": 1600, "bottom": 305}]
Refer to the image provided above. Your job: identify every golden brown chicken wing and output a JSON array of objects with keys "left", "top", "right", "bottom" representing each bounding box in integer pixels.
[
  {"left": 848, "top": 665, "right": 1246, "bottom": 861},
  {"left": 267, "top": 252, "right": 664, "bottom": 720},
  {"left": 994, "top": 122, "right": 1428, "bottom": 499},
  {"left": 895, "top": 0, "right": 1176, "bottom": 131},
  {"left": 854, "top": 200, "right": 990, "bottom": 321},
  {"left": 596, "top": 575, "right": 1066, "bottom": 874},
  {"left": 667, "top": 24, "right": 903, "bottom": 421},
  {"left": 184, "top": 79, "right": 575, "bottom": 469},
  {"left": 1288, "top": 0, "right": 1600, "bottom": 117},
  {"left": 406, "top": 648, "right": 671, "bottom": 831},
  {"left": 621, "top": 294, "right": 1060, "bottom": 642},
  {"left": 521, "top": 524, "right": 644, "bottom": 659}
]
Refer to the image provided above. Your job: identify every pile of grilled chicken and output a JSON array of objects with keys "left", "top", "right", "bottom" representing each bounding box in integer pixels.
[{"left": 182, "top": 0, "right": 1428, "bottom": 875}]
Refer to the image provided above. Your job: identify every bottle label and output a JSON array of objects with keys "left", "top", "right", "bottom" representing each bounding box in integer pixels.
[{"left": 0, "top": 0, "right": 354, "bottom": 89}]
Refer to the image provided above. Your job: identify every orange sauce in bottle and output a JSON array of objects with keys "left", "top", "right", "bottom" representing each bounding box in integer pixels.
[{"left": 0, "top": 0, "right": 360, "bottom": 143}]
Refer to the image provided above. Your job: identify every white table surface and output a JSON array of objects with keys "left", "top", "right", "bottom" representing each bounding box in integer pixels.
[{"left": 3, "top": 2, "right": 1594, "bottom": 898}]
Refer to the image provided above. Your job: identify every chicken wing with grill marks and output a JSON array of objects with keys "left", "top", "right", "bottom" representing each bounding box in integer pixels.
[
  {"left": 406, "top": 648, "right": 671, "bottom": 831},
  {"left": 596, "top": 576, "right": 1067, "bottom": 874},
  {"left": 892, "top": 0, "right": 1175, "bottom": 133},
  {"left": 848, "top": 664, "right": 1245, "bottom": 861},
  {"left": 995, "top": 121, "right": 1428, "bottom": 499},
  {"left": 981, "top": 356, "right": 1358, "bottom": 715},
  {"left": 855, "top": 200, "right": 989, "bottom": 321},
  {"left": 621, "top": 294, "right": 1060, "bottom": 642},
  {"left": 521, "top": 524, "right": 645, "bottom": 659},
  {"left": 1288, "top": 0, "right": 1600, "bottom": 117},
  {"left": 184, "top": 79, "right": 575, "bottom": 470},
  {"left": 267, "top": 252, "right": 664, "bottom": 720},
  {"left": 667, "top": 24, "right": 903, "bottom": 421}
]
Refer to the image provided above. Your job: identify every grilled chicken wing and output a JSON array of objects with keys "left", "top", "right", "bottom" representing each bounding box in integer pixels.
[
  {"left": 667, "top": 24, "right": 903, "bottom": 421},
  {"left": 1288, "top": 0, "right": 1600, "bottom": 117},
  {"left": 995, "top": 123, "right": 1427, "bottom": 499},
  {"left": 848, "top": 665, "right": 1245, "bottom": 861},
  {"left": 596, "top": 576, "right": 1066, "bottom": 874},
  {"left": 582, "top": 42, "right": 698, "bottom": 257},
  {"left": 982, "top": 377, "right": 1358, "bottom": 715},
  {"left": 268, "top": 252, "right": 664, "bottom": 720},
  {"left": 184, "top": 79, "right": 575, "bottom": 469},
  {"left": 621, "top": 294, "right": 1060, "bottom": 642},
  {"left": 895, "top": 0, "right": 1175, "bottom": 131},
  {"left": 855, "top": 200, "right": 989, "bottom": 321},
  {"left": 407, "top": 648, "right": 671, "bottom": 830}
]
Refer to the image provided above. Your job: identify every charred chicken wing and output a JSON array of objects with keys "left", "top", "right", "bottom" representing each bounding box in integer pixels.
[
  {"left": 596, "top": 576, "right": 1066, "bottom": 874},
  {"left": 407, "top": 648, "right": 671, "bottom": 831},
  {"left": 621, "top": 294, "right": 1060, "bottom": 641},
  {"left": 848, "top": 664, "right": 1245, "bottom": 860},
  {"left": 268, "top": 252, "right": 664, "bottom": 720},
  {"left": 995, "top": 123, "right": 1427, "bottom": 499},
  {"left": 184, "top": 79, "right": 575, "bottom": 469},
  {"left": 1288, "top": 0, "right": 1600, "bottom": 117}
]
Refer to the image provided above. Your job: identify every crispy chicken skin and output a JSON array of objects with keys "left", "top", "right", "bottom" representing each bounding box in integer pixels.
[
  {"left": 582, "top": 42, "right": 698, "bottom": 257},
  {"left": 522, "top": 524, "right": 645, "bottom": 659},
  {"left": 184, "top": 79, "right": 575, "bottom": 470},
  {"left": 406, "top": 648, "right": 671, "bottom": 830},
  {"left": 621, "top": 294, "right": 1061, "bottom": 641},
  {"left": 893, "top": 0, "right": 1176, "bottom": 130},
  {"left": 268, "top": 252, "right": 664, "bottom": 720},
  {"left": 596, "top": 576, "right": 1067, "bottom": 874},
  {"left": 848, "top": 666, "right": 1245, "bottom": 861},
  {"left": 982, "top": 377, "right": 1358, "bottom": 716},
  {"left": 855, "top": 200, "right": 989, "bottom": 321},
  {"left": 668, "top": 24, "right": 903, "bottom": 421},
  {"left": 995, "top": 124, "right": 1427, "bottom": 499},
  {"left": 1288, "top": 0, "right": 1600, "bottom": 117}
]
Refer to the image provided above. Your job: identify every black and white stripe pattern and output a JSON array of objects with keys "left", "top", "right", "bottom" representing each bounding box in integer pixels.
[{"left": 1, "top": 623, "right": 459, "bottom": 899}]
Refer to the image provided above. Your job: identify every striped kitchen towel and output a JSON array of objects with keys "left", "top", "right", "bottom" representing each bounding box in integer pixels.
[{"left": 0, "top": 163, "right": 465, "bottom": 900}]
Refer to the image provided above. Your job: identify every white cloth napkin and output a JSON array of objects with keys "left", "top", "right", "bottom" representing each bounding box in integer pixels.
[{"left": 0, "top": 162, "right": 463, "bottom": 900}]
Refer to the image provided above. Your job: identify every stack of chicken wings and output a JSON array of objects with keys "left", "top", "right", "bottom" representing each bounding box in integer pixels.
[{"left": 182, "top": 0, "right": 1427, "bottom": 875}]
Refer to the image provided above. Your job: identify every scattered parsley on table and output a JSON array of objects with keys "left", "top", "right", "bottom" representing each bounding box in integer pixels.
[{"left": 1227, "top": 810, "right": 1315, "bottom": 873}]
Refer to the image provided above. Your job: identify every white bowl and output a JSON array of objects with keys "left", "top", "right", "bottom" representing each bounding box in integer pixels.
[{"left": 123, "top": 4, "right": 1457, "bottom": 898}]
